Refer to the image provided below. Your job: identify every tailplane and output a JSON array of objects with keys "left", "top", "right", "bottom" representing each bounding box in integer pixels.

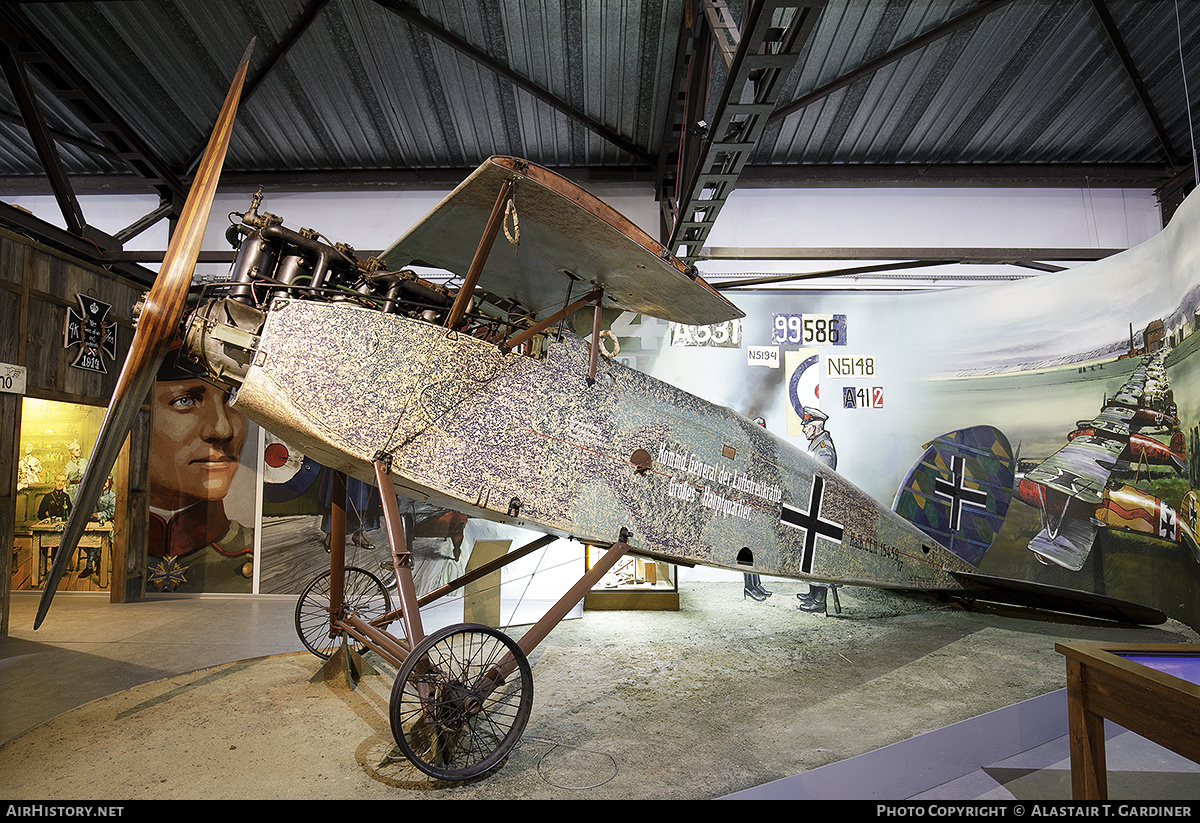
[
  {"left": 892, "top": 425, "right": 1015, "bottom": 566},
  {"left": 893, "top": 426, "right": 1168, "bottom": 626}
]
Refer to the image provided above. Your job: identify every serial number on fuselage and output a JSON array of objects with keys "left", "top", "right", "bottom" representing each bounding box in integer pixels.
[{"left": 845, "top": 534, "right": 902, "bottom": 570}]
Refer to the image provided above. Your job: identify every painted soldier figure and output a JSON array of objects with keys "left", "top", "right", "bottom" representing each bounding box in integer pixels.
[{"left": 798, "top": 407, "right": 838, "bottom": 613}]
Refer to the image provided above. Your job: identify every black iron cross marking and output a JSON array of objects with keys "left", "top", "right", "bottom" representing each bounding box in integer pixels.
[
  {"left": 780, "top": 475, "right": 844, "bottom": 574},
  {"left": 933, "top": 455, "right": 988, "bottom": 531},
  {"left": 64, "top": 294, "right": 117, "bottom": 374},
  {"left": 1042, "top": 467, "right": 1089, "bottom": 496}
]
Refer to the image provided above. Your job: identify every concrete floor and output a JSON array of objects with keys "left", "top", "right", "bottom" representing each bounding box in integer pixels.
[{"left": 2, "top": 585, "right": 1200, "bottom": 800}]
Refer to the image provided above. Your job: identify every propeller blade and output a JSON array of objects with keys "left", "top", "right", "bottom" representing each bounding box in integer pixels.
[{"left": 34, "top": 41, "right": 255, "bottom": 629}]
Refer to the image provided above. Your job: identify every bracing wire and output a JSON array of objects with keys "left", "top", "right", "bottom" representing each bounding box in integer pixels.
[{"left": 1176, "top": 0, "right": 1200, "bottom": 184}]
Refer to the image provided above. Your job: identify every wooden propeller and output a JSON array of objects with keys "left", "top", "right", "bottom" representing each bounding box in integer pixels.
[{"left": 34, "top": 41, "right": 255, "bottom": 629}]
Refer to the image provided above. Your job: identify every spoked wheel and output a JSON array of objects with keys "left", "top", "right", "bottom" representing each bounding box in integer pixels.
[
  {"left": 295, "top": 566, "right": 393, "bottom": 659},
  {"left": 390, "top": 623, "right": 533, "bottom": 781}
]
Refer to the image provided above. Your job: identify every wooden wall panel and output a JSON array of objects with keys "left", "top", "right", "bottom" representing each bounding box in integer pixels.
[{"left": 0, "top": 230, "right": 150, "bottom": 635}]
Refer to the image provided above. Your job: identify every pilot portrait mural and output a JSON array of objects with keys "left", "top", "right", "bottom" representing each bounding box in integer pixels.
[{"left": 146, "top": 351, "right": 257, "bottom": 592}]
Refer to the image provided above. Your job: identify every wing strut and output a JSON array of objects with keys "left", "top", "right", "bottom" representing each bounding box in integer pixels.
[
  {"left": 587, "top": 288, "right": 604, "bottom": 385},
  {"left": 445, "top": 177, "right": 516, "bottom": 330},
  {"left": 498, "top": 287, "right": 602, "bottom": 354}
]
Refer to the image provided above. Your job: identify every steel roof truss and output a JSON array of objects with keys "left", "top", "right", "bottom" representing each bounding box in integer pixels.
[{"left": 668, "top": 0, "right": 825, "bottom": 264}]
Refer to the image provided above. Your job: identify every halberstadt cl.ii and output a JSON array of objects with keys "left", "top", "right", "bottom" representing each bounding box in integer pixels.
[{"left": 34, "top": 44, "right": 1165, "bottom": 781}]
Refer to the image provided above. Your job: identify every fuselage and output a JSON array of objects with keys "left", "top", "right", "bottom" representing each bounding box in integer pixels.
[{"left": 201, "top": 297, "right": 974, "bottom": 591}]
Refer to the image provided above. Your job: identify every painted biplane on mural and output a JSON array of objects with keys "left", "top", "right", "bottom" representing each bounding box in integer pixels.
[{"left": 1017, "top": 348, "right": 1192, "bottom": 571}]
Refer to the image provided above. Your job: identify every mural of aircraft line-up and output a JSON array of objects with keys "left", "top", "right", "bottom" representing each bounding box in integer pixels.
[{"left": 1015, "top": 348, "right": 1198, "bottom": 571}]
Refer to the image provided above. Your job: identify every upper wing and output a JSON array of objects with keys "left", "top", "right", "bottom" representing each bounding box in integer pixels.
[
  {"left": 379, "top": 156, "right": 744, "bottom": 327},
  {"left": 1019, "top": 434, "right": 1126, "bottom": 570},
  {"left": 1023, "top": 434, "right": 1126, "bottom": 505},
  {"left": 1087, "top": 404, "right": 1136, "bottom": 437}
]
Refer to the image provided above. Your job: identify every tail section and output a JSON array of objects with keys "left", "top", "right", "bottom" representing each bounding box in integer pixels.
[
  {"left": 892, "top": 425, "right": 1016, "bottom": 567},
  {"left": 892, "top": 426, "right": 1167, "bottom": 625}
]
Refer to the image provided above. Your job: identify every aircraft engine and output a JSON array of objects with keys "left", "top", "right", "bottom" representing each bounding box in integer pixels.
[{"left": 178, "top": 194, "right": 472, "bottom": 388}]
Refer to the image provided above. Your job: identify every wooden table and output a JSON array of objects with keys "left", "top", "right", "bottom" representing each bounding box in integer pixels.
[
  {"left": 32, "top": 521, "right": 113, "bottom": 589},
  {"left": 1056, "top": 641, "right": 1200, "bottom": 799}
]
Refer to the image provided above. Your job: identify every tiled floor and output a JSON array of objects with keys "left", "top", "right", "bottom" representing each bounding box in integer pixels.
[
  {"left": 1, "top": 591, "right": 307, "bottom": 746},
  {"left": 915, "top": 728, "right": 1200, "bottom": 801}
]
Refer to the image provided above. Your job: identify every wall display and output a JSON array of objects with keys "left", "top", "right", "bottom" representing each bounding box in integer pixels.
[
  {"left": 11, "top": 398, "right": 112, "bottom": 593},
  {"left": 627, "top": 190, "right": 1200, "bottom": 629},
  {"left": 0, "top": 362, "right": 26, "bottom": 395},
  {"left": 63, "top": 294, "right": 117, "bottom": 374}
]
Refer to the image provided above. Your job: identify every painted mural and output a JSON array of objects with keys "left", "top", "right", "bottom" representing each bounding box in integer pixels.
[
  {"left": 145, "top": 352, "right": 259, "bottom": 593},
  {"left": 614, "top": 189, "right": 1200, "bottom": 630},
  {"left": 255, "top": 434, "right": 469, "bottom": 598}
]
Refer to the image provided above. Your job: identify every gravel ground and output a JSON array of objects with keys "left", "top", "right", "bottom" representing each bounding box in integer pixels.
[{"left": 2, "top": 582, "right": 1196, "bottom": 800}]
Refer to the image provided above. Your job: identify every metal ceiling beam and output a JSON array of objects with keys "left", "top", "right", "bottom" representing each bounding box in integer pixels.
[
  {"left": 697, "top": 245, "right": 1123, "bottom": 262},
  {"left": 371, "top": 0, "right": 653, "bottom": 166},
  {"left": 0, "top": 200, "right": 155, "bottom": 287},
  {"left": 0, "top": 4, "right": 187, "bottom": 204},
  {"left": 180, "top": 0, "right": 330, "bottom": 179},
  {"left": 667, "top": 0, "right": 826, "bottom": 263},
  {"left": 713, "top": 260, "right": 959, "bottom": 289},
  {"left": 100, "top": 1, "right": 329, "bottom": 248},
  {"left": 734, "top": 161, "right": 1174, "bottom": 188},
  {"left": 0, "top": 108, "right": 118, "bottom": 159},
  {"left": 654, "top": 7, "right": 704, "bottom": 241},
  {"left": 1087, "top": 0, "right": 1180, "bottom": 165},
  {"left": 0, "top": 34, "right": 86, "bottom": 236},
  {"left": 114, "top": 197, "right": 173, "bottom": 245},
  {"left": 0, "top": 160, "right": 1173, "bottom": 196},
  {"left": 768, "top": 0, "right": 1023, "bottom": 125}
]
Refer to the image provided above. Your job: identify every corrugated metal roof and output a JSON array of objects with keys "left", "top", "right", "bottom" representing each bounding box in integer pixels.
[{"left": 1, "top": 0, "right": 1197, "bottom": 203}]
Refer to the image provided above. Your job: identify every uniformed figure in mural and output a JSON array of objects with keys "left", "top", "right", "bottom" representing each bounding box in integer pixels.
[
  {"left": 743, "top": 415, "right": 773, "bottom": 601},
  {"left": 37, "top": 472, "right": 71, "bottom": 522},
  {"left": 79, "top": 476, "right": 115, "bottom": 579},
  {"left": 798, "top": 406, "right": 837, "bottom": 613},
  {"left": 64, "top": 439, "right": 87, "bottom": 503},
  {"left": 148, "top": 352, "right": 253, "bottom": 591},
  {"left": 800, "top": 406, "right": 836, "bottom": 470}
]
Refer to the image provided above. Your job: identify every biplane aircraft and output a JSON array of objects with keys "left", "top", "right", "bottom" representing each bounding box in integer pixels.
[
  {"left": 33, "top": 47, "right": 1169, "bottom": 781},
  {"left": 1015, "top": 349, "right": 1196, "bottom": 571}
]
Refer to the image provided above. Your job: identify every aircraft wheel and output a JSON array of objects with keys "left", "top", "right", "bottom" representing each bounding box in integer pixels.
[
  {"left": 390, "top": 623, "right": 533, "bottom": 781},
  {"left": 294, "top": 566, "right": 393, "bottom": 659}
]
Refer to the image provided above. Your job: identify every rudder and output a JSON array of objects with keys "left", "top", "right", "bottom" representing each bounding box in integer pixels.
[{"left": 892, "top": 425, "right": 1016, "bottom": 567}]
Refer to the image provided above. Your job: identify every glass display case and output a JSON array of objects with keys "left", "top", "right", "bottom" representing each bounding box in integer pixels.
[
  {"left": 583, "top": 545, "right": 678, "bottom": 610},
  {"left": 1056, "top": 641, "right": 1200, "bottom": 800}
]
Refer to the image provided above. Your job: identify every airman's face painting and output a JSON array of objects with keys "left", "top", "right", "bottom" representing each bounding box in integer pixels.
[{"left": 150, "top": 379, "right": 247, "bottom": 510}]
